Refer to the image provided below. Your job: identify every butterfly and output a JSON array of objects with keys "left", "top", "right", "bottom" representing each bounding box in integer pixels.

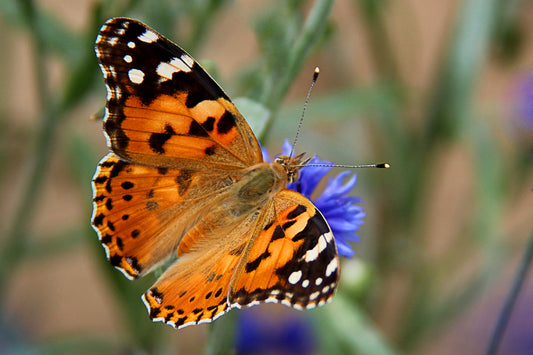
[{"left": 91, "top": 18, "right": 339, "bottom": 329}]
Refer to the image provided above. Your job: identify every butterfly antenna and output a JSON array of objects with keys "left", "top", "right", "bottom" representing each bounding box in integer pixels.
[
  {"left": 289, "top": 67, "right": 320, "bottom": 159},
  {"left": 295, "top": 163, "right": 391, "bottom": 169}
]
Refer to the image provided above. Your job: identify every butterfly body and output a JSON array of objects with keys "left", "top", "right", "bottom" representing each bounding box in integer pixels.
[{"left": 92, "top": 18, "right": 340, "bottom": 329}]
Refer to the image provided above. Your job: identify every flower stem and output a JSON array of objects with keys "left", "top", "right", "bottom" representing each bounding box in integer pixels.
[{"left": 485, "top": 230, "right": 533, "bottom": 355}]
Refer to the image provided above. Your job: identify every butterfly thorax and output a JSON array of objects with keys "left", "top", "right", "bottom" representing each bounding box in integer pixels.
[{"left": 237, "top": 162, "right": 288, "bottom": 207}]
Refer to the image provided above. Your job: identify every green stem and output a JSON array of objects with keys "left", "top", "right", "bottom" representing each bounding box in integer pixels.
[
  {"left": 355, "top": 0, "right": 400, "bottom": 81},
  {"left": 204, "top": 311, "right": 238, "bottom": 355},
  {"left": 485, "top": 231, "right": 533, "bottom": 355},
  {"left": 259, "top": 0, "right": 335, "bottom": 143}
]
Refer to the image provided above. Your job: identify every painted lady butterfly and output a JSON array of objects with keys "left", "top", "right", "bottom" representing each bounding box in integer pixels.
[{"left": 92, "top": 18, "right": 340, "bottom": 329}]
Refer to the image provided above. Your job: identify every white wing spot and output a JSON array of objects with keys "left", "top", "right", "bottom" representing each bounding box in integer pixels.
[
  {"left": 105, "top": 84, "right": 112, "bottom": 100},
  {"left": 293, "top": 304, "right": 304, "bottom": 311},
  {"left": 310, "top": 291, "right": 320, "bottom": 300},
  {"left": 181, "top": 54, "right": 194, "bottom": 67},
  {"left": 156, "top": 57, "right": 191, "bottom": 80},
  {"left": 315, "top": 277, "right": 323, "bottom": 286},
  {"left": 213, "top": 310, "right": 226, "bottom": 321},
  {"left": 138, "top": 29, "right": 158, "bottom": 43},
  {"left": 302, "top": 279, "right": 310, "bottom": 288},
  {"left": 304, "top": 234, "right": 328, "bottom": 262},
  {"left": 107, "top": 37, "right": 118, "bottom": 46},
  {"left": 306, "top": 303, "right": 317, "bottom": 310},
  {"left": 325, "top": 258, "right": 338, "bottom": 277},
  {"left": 322, "top": 285, "right": 330, "bottom": 294},
  {"left": 123, "top": 55, "right": 132, "bottom": 63},
  {"left": 281, "top": 299, "right": 291, "bottom": 307},
  {"left": 127, "top": 41, "right": 135, "bottom": 48},
  {"left": 108, "top": 66, "right": 117, "bottom": 79},
  {"left": 288, "top": 270, "right": 302, "bottom": 285},
  {"left": 128, "top": 69, "right": 145, "bottom": 84}
]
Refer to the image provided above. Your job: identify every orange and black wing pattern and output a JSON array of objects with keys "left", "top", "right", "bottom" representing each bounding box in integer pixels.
[
  {"left": 95, "top": 18, "right": 262, "bottom": 170},
  {"left": 91, "top": 153, "right": 240, "bottom": 279},
  {"left": 229, "top": 189, "right": 340, "bottom": 310}
]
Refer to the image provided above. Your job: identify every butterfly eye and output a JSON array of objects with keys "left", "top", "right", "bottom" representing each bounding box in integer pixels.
[{"left": 285, "top": 168, "right": 300, "bottom": 184}]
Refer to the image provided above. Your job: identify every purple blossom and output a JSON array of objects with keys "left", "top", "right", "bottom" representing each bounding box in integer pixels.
[{"left": 516, "top": 73, "right": 533, "bottom": 130}]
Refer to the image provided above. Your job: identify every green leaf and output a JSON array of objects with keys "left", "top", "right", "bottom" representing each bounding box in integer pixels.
[
  {"left": 312, "top": 294, "right": 398, "bottom": 355},
  {"left": 234, "top": 97, "right": 271, "bottom": 139}
]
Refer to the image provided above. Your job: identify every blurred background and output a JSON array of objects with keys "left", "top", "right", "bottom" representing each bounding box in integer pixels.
[{"left": 1, "top": 0, "right": 533, "bottom": 354}]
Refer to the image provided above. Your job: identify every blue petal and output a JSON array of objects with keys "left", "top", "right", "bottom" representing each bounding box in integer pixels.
[
  {"left": 261, "top": 146, "right": 271, "bottom": 163},
  {"left": 336, "top": 238, "right": 356, "bottom": 257}
]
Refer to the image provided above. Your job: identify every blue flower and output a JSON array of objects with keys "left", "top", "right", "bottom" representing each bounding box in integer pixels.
[
  {"left": 235, "top": 308, "right": 315, "bottom": 355},
  {"left": 263, "top": 140, "right": 365, "bottom": 257}
]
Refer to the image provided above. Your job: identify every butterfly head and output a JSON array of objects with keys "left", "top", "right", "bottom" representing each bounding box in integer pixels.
[{"left": 274, "top": 152, "right": 310, "bottom": 184}]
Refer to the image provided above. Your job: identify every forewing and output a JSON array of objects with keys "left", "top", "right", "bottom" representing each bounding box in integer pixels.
[
  {"left": 95, "top": 18, "right": 262, "bottom": 170},
  {"left": 230, "top": 189, "right": 340, "bottom": 310}
]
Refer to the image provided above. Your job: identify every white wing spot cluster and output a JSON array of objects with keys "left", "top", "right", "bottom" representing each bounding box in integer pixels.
[
  {"left": 138, "top": 29, "right": 158, "bottom": 43},
  {"left": 128, "top": 69, "right": 145, "bottom": 84}
]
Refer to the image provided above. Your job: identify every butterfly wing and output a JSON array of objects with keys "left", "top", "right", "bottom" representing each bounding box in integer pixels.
[
  {"left": 93, "top": 17, "right": 266, "bottom": 279},
  {"left": 92, "top": 153, "right": 242, "bottom": 279},
  {"left": 139, "top": 188, "right": 339, "bottom": 329},
  {"left": 95, "top": 17, "right": 262, "bottom": 170},
  {"left": 229, "top": 189, "right": 340, "bottom": 310},
  {"left": 142, "top": 209, "right": 262, "bottom": 329}
]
